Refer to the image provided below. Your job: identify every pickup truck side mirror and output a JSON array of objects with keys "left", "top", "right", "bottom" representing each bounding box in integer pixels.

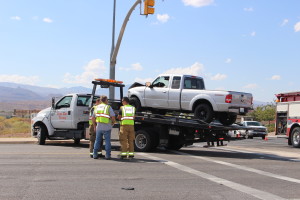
[{"left": 145, "top": 82, "right": 152, "bottom": 87}]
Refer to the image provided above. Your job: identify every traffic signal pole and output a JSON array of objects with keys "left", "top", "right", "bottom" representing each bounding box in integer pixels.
[{"left": 109, "top": 0, "right": 142, "bottom": 100}]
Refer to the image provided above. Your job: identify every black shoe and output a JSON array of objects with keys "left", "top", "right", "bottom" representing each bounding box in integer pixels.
[
  {"left": 90, "top": 155, "right": 93, "bottom": 158},
  {"left": 105, "top": 157, "right": 111, "bottom": 160},
  {"left": 93, "top": 157, "right": 98, "bottom": 159},
  {"left": 98, "top": 154, "right": 105, "bottom": 158}
]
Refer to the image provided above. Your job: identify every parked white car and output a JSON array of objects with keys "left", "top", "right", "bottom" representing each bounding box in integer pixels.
[
  {"left": 128, "top": 74, "right": 253, "bottom": 125},
  {"left": 239, "top": 121, "right": 268, "bottom": 139}
]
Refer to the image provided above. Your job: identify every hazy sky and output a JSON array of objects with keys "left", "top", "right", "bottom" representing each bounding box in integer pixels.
[{"left": 0, "top": 0, "right": 299, "bottom": 102}]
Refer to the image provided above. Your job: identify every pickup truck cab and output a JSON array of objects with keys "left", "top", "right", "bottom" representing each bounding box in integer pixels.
[{"left": 128, "top": 74, "right": 253, "bottom": 125}]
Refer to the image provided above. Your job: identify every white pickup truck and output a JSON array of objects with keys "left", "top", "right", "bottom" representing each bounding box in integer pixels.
[{"left": 128, "top": 74, "right": 253, "bottom": 125}]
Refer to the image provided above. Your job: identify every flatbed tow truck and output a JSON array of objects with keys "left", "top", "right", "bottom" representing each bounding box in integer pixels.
[{"left": 32, "top": 79, "right": 257, "bottom": 152}]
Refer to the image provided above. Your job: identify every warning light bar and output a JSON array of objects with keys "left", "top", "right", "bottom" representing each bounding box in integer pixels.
[{"left": 95, "top": 78, "right": 123, "bottom": 84}]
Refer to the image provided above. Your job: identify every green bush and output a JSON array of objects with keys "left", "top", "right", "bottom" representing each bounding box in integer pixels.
[{"left": 266, "top": 124, "right": 275, "bottom": 133}]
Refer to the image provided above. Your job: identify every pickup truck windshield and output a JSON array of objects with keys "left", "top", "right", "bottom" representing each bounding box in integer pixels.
[
  {"left": 246, "top": 122, "right": 262, "bottom": 126},
  {"left": 184, "top": 77, "right": 204, "bottom": 90}
]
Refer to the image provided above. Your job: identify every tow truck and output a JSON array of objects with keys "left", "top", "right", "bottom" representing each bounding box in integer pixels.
[{"left": 32, "top": 79, "right": 257, "bottom": 151}]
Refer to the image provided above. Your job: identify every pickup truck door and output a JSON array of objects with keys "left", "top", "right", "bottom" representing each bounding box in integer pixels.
[
  {"left": 144, "top": 76, "right": 170, "bottom": 108},
  {"left": 50, "top": 96, "right": 74, "bottom": 129},
  {"left": 168, "top": 76, "right": 181, "bottom": 110}
]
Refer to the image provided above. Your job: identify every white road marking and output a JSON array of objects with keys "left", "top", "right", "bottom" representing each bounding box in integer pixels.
[
  {"left": 214, "top": 147, "right": 300, "bottom": 162},
  {"left": 170, "top": 150, "right": 300, "bottom": 184},
  {"left": 139, "top": 153, "right": 287, "bottom": 200}
]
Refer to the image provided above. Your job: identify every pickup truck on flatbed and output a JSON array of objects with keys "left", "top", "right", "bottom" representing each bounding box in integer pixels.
[{"left": 128, "top": 74, "right": 253, "bottom": 126}]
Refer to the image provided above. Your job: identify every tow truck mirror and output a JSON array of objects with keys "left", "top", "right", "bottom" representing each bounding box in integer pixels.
[
  {"left": 145, "top": 82, "right": 151, "bottom": 87},
  {"left": 51, "top": 97, "right": 55, "bottom": 109}
]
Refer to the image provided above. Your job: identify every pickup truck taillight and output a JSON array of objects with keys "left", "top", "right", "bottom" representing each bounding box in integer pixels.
[{"left": 225, "top": 94, "right": 232, "bottom": 103}]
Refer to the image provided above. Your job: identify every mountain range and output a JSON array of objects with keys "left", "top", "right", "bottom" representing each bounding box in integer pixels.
[{"left": 0, "top": 82, "right": 269, "bottom": 111}]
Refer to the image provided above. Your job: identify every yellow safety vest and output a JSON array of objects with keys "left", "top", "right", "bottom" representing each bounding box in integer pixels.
[
  {"left": 121, "top": 105, "right": 135, "bottom": 125},
  {"left": 89, "top": 105, "right": 97, "bottom": 125},
  {"left": 95, "top": 103, "right": 111, "bottom": 124}
]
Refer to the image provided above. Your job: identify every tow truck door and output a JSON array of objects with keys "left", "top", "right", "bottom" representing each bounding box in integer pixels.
[
  {"left": 144, "top": 76, "right": 169, "bottom": 108},
  {"left": 50, "top": 95, "right": 74, "bottom": 129}
]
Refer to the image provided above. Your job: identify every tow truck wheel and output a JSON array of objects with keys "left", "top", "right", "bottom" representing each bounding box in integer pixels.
[
  {"left": 291, "top": 127, "right": 300, "bottom": 148},
  {"left": 218, "top": 113, "right": 237, "bottom": 126},
  {"left": 134, "top": 129, "right": 158, "bottom": 152},
  {"left": 74, "top": 138, "right": 80, "bottom": 145},
  {"left": 37, "top": 125, "right": 46, "bottom": 145},
  {"left": 194, "top": 104, "right": 213, "bottom": 123},
  {"left": 129, "top": 97, "right": 142, "bottom": 112}
]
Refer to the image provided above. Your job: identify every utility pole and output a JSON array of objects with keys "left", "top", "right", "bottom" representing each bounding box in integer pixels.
[
  {"left": 108, "top": 0, "right": 155, "bottom": 100},
  {"left": 109, "top": 0, "right": 117, "bottom": 100}
]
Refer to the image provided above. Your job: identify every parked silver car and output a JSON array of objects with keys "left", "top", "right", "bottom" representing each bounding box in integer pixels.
[{"left": 239, "top": 121, "right": 268, "bottom": 139}]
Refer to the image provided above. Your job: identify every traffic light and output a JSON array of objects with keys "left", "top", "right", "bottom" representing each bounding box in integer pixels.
[{"left": 144, "top": 0, "right": 155, "bottom": 15}]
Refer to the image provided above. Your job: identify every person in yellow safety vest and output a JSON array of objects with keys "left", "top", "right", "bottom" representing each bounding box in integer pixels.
[
  {"left": 92, "top": 95, "right": 116, "bottom": 160},
  {"left": 117, "top": 97, "right": 136, "bottom": 159},
  {"left": 88, "top": 98, "right": 104, "bottom": 158}
]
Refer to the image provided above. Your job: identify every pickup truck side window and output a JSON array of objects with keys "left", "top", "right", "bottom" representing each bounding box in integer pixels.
[
  {"left": 184, "top": 77, "right": 205, "bottom": 90},
  {"left": 152, "top": 76, "right": 170, "bottom": 88},
  {"left": 56, "top": 96, "right": 72, "bottom": 109},
  {"left": 171, "top": 76, "right": 181, "bottom": 89}
]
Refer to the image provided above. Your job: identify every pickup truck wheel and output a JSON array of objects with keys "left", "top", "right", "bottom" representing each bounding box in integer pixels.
[
  {"left": 129, "top": 97, "right": 142, "bottom": 112},
  {"left": 291, "top": 127, "right": 300, "bottom": 148},
  {"left": 37, "top": 125, "right": 46, "bottom": 145},
  {"left": 134, "top": 129, "right": 157, "bottom": 152},
  {"left": 194, "top": 104, "right": 213, "bottom": 123},
  {"left": 167, "top": 135, "right": 184, "bottom": 150},
  {"left": 218, "top": 113, "right": 237, "bottom": 126}
]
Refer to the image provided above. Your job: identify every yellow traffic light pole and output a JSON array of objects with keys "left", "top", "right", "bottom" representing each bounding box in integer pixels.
[{"left": 109, "top": 0, "right": 155, "bottom": 100}]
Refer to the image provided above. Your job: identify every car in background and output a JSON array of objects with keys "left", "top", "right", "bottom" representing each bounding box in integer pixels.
[
  {"left": 227, "top": 123, "right": 243, "bottom": 139},
  {"left": 239, "top": 121, "right": 268, "bottom": 139}
]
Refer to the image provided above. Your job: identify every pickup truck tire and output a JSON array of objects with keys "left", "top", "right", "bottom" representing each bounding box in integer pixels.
[
  {"left": 218, "top": 113, "right": 237, "bottom": 126},
  {"left": 37, "top": 125, "right": 47, "bottom": 145},
  {"left": 291, "top": 127, "right": 300, "bottom": 148},
  {"left": 194, "top": 104, "right": 214, "bottom": 123},
  {"left": 167, "top": 135, "right": 184, "bottom": 150},
  {"left": 134, "top": 128, "right": 158, "bottom": 152},
  {"left": 129, "top": 97, "right": 142, "bottom": 112}
]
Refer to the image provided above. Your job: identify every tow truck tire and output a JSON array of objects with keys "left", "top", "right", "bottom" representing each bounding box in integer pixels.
[
  {"left": 130, "top": 97, "right": 142, "bottom": 112},
  {"left": 74, "top": 138, "right": 80, "bottom": 145},
  {"left": 218, "top": 113, "right": 237, "bottom": 126},
  {"left": 134, "top": 129, "right": 158, "bottom": 152},
  {"left": 37, "top": 125, "right": 46, "bottom": 145},
  {"left": 167, "top": 135, "right": 184, "bottom": 150},
  {"left": 291, "top": 127, "right": 300, "bottom": 148},
  {"left": 194, "top": 104, "right": 213, "bottom": 123}
]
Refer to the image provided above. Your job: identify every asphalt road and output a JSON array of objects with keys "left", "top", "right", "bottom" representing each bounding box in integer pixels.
[{"left": 0, "top": 137, "right": 300, "bottom": 200}]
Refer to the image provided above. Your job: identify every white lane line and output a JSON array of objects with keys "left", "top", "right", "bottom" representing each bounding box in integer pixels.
[
  {"left": 139, "top": 153, "right": 286, "bottom": 200},
  {"left": 214, "top": 147, "right": 300, "bottom": 162},
  {"left": 170, "top": 150, "right": 300, "bottom": 185}
]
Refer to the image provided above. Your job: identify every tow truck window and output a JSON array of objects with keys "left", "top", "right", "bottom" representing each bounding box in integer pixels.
[
  {"left": 77, "top": 96, "right": 93, "bottom": 106},
  {"left": 184, "top": 78, "right": 204, "bottom": 90},
  {"left": 152, "top": 76, "right": 170, "bottom": 88},
  {"left": 171, "top": 76, "right": 181, "bottom": 89},
  {"left": 56, "top": 96, "right": 72, "bottom": 109},
  {"left": 86, "top": 96, "right": 99, "bottom": 107}
]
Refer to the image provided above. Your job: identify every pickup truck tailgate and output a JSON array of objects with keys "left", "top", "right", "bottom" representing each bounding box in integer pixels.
[{"left": 231, "top": 92, "right": 252, "bottom": 107}]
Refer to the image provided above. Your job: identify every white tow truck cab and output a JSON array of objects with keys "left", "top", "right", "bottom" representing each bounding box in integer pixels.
[{"left": 31, "top": 80, "right": 125, "bottom": 145}]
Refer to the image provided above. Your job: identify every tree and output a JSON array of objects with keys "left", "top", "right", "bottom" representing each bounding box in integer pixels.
[{"left": 249, "top": 104, "right": 276, "bottom": 125}]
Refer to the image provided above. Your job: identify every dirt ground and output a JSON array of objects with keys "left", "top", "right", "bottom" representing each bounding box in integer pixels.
[{"left": 0, "top": 132, "right": 31, "bottom": 138}]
